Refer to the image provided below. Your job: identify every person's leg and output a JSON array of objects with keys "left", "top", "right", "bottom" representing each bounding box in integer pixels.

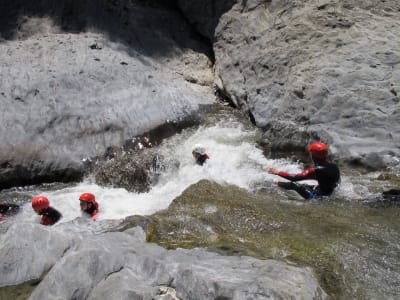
[{"left": 277, "top": 182, "right": 314, "bottom": 199}]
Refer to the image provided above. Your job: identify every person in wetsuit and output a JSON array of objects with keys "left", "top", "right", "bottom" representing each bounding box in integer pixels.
[
  {"left": 268, "top": 141, "right": 340, "bottom": 199},
  {"left": 0, "top": 202, "right": 20, "bottom": 221},
  {"left": 79, "top": 192, "right": 99, "bottom": 221},
  {"left": 192, "top": 145, "right": 209, "bottom": 166},
  {"left": 32, "top": 196, "right": 62, "bottom": 225}
]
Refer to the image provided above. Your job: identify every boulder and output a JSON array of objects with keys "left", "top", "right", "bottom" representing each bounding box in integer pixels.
[
  {"left": 212, "top": 0, "right": 400, "bottom": 167},
  {"left": 0, "top": 223, "right": 327, "bottom": 300},
  {"left": 0, "top": 0, "right": 214, "bottom": 189}
]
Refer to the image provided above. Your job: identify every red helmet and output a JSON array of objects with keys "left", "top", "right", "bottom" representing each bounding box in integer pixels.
[
  {"left": 79, "top": 193, "right": 96, "bottom": 204},
  {"left": 32, "top": 196, "right": 49, "bottom": 211},
  {"left": 308, "top": 142, "right": 328, "bottom": 159}
]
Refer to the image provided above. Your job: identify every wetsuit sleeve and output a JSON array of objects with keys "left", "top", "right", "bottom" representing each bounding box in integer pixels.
[{"left": 277, "top": 167, "right": 316, "bottom": 182}]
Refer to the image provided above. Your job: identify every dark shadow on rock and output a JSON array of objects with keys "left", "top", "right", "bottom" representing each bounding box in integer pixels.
[
  {"left": 0, "top": 0, "right": 224, "bottom": 61},
  {"left": 0, "top": 162, "right": 84, "bottom": 191}
]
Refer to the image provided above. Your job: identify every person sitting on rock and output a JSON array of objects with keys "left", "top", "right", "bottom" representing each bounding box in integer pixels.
[
  {"left": 268, "top": 141, "right": 340, "bottom": 199},
  {"left": 192, "top": 144, "right": 209, "bottom": 166},
  {"left": 32, "top": 196, "right": 62, "bottom": 225},
  {"left": 79, "top": 193, "right": 99, "bottom": 221},
  {"left": 0, "top": 202, "right": 20, "bottom": 221}
]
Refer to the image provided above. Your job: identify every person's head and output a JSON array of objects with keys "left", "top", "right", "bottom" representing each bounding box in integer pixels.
[
  {"left": 32, "top": 196, "right": 49, "bottom": 214},
  {"left": 192, "top": 144, "right": 206, "bottom": 158},
  {"left": 308, "top": 141, "right": 328, "bottom": 162},
  {"left": 79, "top": 193, "right": 97, "bottom": 213}
]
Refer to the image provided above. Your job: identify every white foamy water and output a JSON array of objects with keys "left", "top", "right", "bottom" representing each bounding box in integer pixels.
[{"left": 13, "top": 115, "right": 305, "bottom": 225}]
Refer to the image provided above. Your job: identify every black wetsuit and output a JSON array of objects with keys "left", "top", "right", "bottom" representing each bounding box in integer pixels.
[
  {"left": 196, "top": 154, "right": 209, "bottom": 166},
  {"left": 39, "top": 207, "right": 62, "bottom": 225},
  {"left": 276, "top": 161, "right": 340, "bottom": 199}
]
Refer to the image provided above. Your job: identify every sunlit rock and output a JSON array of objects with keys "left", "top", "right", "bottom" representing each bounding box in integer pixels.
[
  {"left": 213, "top": 0, "right": 400, "bottom": 166},
  {"left": 0, "top": 223, "right": 327, "bottom": 300}
]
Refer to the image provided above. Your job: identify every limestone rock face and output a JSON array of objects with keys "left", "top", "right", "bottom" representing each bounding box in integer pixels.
[
  {"left": 212, "top": 0, "right": 400, "bottom": 167},
  {"left": 0, "top": 223, "right": 327, "bottom": 300},
  {"left": 0, "top": 0, "right": 214, "bottom": 188}
]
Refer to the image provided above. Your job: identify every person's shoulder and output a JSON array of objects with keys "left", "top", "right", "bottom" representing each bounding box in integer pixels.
[{"left": 49, "top": 206, "right": 62, "bottom": 216}]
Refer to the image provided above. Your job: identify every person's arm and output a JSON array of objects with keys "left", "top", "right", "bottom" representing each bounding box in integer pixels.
[{"left": 268, "top": 167, "right": 316, "bottom": 181}]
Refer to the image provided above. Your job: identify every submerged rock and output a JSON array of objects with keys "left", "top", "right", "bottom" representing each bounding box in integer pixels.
[{"left": 362, "top": 189, "right": 400, "bottom": 208}]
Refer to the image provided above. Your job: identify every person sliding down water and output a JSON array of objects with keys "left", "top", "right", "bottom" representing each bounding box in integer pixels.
[
  {"left": 192, "top": 144, "right": 209, "bottom": 166},
  {"left": 268, "top": 142, "right": 340, "bottom": 199},
  {"left": 79, "top": 193, "right": 99, "bottom": 221}
]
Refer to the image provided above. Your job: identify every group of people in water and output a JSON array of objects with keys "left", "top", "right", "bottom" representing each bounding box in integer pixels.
[
  {"left": 1, "top": 141, "right": 340, "bottom": 224},
  {"left": 0, "top": 192, "right": 99, "bottom": 226},
  {"left": 193, "top": 141, "right": 340, "bottom": 200},
  {"left": 31, "top": 192, "right": 99, "bottom": 225}
]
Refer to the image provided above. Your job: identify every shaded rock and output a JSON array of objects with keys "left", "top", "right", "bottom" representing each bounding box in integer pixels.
[
  {"left": 260, "top": 120, "right": 311, "bottom": 159},
  {"left": 383, "top": 189, "right": 400, "bottom": 200},
  {"left": 0, "top": 223, "right": 327, "bottom": 300},
  {"left": 176, "top": 0, "right": 237, "bottom": 40}
]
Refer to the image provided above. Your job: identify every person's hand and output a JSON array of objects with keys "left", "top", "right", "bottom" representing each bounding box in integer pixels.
[{"left": 268, "top": 167, "right": 279, "bottom": 175}]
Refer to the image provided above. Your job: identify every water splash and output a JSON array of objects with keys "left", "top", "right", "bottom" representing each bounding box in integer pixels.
[{"left": 9, "top": 114, "right": 305, "bottom": 225}]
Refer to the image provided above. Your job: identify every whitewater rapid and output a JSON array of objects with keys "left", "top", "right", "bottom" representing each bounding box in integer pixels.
[
  {"left": 2, "top": 112, "right": 359, "bottom": 229},
  {"left": 6, "top": 116, "right": 295, "bottom": 224}
]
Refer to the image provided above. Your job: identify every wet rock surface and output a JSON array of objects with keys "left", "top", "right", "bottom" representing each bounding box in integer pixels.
[
  {"left": 143, "top": 179, "right": 400, "bottom": 299},
  {"left": 94, "top": 148, "right": 161, "bottom": 193}
]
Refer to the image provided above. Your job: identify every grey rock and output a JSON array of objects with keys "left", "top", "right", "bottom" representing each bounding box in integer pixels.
[
  {"left": 94, "top": 149, "right": 163, "bottom": 193},
  {"left": 0, "top": 223, "right": 78, "bottom": 286},
  {"left": 213, "top": 0, "right": 400, "bottom": 167},
  {"left": 0, "top": 1, "right": 214, "bottom": 188},
  {"left": 0, "top": 223, "right": 327, "bottom": 300}
]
